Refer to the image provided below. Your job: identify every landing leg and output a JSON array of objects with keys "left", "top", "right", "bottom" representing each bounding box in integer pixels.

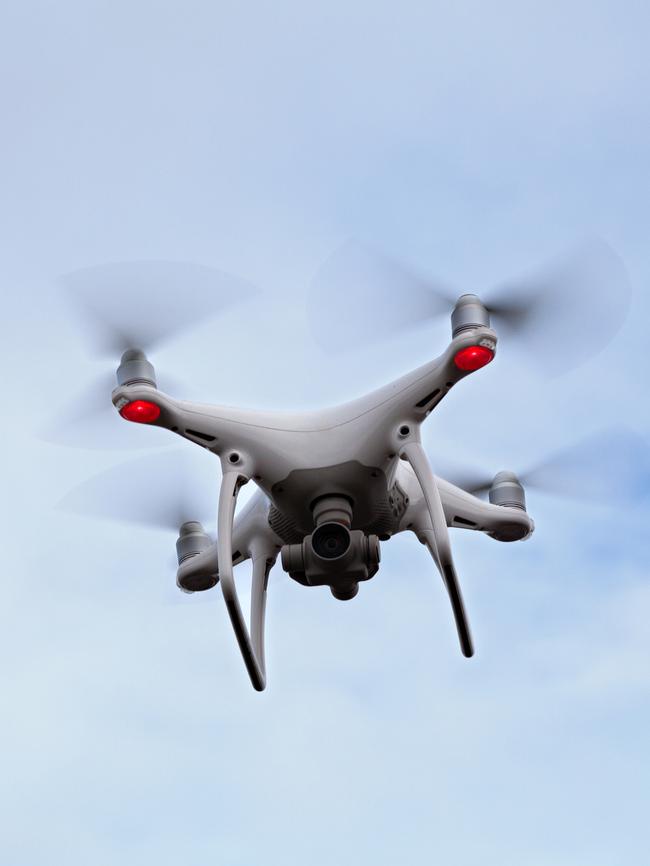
[
  {"left": 401, "top": 441, "right": 474, "bottom": 657},
  {"left": 217, "top": 471, "right": 268, "bottom": 690}
]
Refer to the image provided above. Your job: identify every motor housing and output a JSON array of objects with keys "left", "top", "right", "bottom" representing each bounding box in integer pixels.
[
  {"left": 486, "top": 472, "right": 532, "bottom": 542},
  {"left": 116, "top": 349, "right": 157, "bottom": 388},
  {"left": 489, "top": 471, "right": 526, "bottom": 510},
  {"left": 176, "top": 521, "right": 218, "bottom": 592},
  {"left": 451, "top": 294, "right": 491, "bottom": 337}
]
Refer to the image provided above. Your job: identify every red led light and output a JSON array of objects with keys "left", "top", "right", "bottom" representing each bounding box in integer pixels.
[
  {"left": 119, "top": 399, "right": 161, "bottom": 424},
  {"left": 454, "top": 345, "right": 494, "bottom": 372}
]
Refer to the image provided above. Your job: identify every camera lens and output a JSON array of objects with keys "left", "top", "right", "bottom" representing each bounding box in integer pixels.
[{"left": 311, "top": 522, "right": 351, "bottom": 560}]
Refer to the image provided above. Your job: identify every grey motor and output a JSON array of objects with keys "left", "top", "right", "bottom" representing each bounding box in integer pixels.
[
  {"left": 176, "top": 521, "right": 217, "bottom": 592},
  {"left": 451, "top": 294, "right": 491, "bottom": 337},
  {"left": 489, "top": 471, "right": 526, "bottom": 510},
  {"left": 116, "top": 349, "right": 157, "bottom": 388}
]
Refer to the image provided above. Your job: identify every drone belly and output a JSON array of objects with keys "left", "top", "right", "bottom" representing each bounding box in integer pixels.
[
  {"left": 270, "top": 460, "right": 399, "bottom": 602},
  {"left": 267, "top": 460, "right": 407, "bottom": 537}
]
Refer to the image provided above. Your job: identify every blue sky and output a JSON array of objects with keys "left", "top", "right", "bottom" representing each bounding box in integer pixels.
[{"left": 1, "top": 1, "right": 649, "bottom": 864}]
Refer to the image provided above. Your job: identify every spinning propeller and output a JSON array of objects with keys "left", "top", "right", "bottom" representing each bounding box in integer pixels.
[
  {"left": 58, "top": 448, "right": 220, "bottom": 599},
  {"left": 441, "top": 428, "right": 650, "bottom": 507},
  {"left": 58, "top": 448, "right": 217, "bottom": 532},
  {"left": 308, "top": 238, "right": 631, "bottom": 375},
  {"left": 43, "top": 260, "right": 257, "bottom": 449}
]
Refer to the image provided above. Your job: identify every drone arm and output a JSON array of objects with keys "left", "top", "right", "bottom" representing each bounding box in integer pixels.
[
  {"left": 176, "top": 544, "right": 220, "bottom": 587},
  {"left": 217, "top": 470, "right": 267, "bottom": 691},
  {"left": 355, "top": 326, "right": 497, "bottom": 431},
  {"left": 435, "top": 477, "right": 534, "bottom": 541},
  {"left": 401, "top": 441, "right": 474, "bottom": 657}
]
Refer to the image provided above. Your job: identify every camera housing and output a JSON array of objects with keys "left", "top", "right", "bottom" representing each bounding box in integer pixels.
[{"left": 280, "top": 496, "right": 381, "bottom": 600}]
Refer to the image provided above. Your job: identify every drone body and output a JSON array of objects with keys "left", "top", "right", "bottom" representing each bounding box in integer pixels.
[
  {"left": 55, "top": 241, "right": 631, "bottom": 692},
  {"left": 111, "top": 297, "right": 533, "bottom": 691}
]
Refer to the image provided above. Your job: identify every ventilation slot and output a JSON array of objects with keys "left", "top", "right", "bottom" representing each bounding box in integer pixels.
[
  {"left": 453, "top": 516, "right": 477, "bottom": 527},
  {"left": 415, "top": 388, "right": 441, "bottom": 408},
  {"left": 268, "top": 505, "right": 304, "bottom": 544},
  {"left": 185, "top": 428, "right": 216, "bottom": 443}
]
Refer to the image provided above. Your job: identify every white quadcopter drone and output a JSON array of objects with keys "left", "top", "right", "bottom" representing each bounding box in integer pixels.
[{"left": 54, "top": 241, "right": 632, "bottom": 691}]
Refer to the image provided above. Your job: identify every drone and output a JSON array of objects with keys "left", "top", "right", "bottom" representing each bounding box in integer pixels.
[{"left": 53, "top": 241, "right": 633, "bottom": 691}]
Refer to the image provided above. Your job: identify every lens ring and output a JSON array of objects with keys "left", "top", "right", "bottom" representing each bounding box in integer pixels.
[{"left": 311, "top": 523, "right": 351, "bottom": 560}]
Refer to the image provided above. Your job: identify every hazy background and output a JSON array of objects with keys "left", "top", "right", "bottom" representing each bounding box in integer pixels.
[{"left": 1, "top": 2, "right": 649, "bottom": 864}]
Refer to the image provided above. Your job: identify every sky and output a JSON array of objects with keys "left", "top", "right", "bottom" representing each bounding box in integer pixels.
[{"left": 1, "top": 1, "right": 649, "bottom": 864}]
